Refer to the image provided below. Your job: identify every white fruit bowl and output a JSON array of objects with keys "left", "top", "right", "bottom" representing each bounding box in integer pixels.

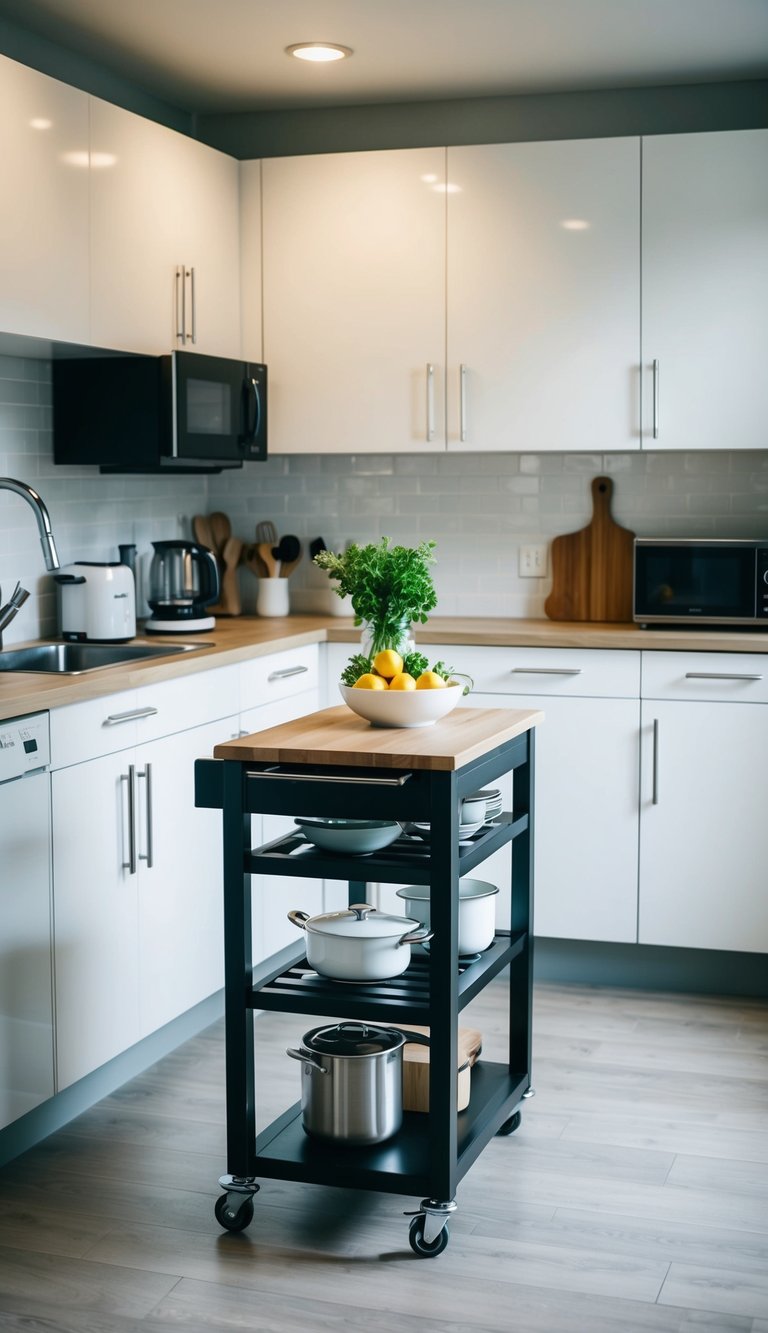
[{"left": 339, "top": 682, "right": 464, "bottom": 728}]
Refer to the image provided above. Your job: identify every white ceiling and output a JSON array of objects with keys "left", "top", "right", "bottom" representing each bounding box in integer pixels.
[{"left": 1, "top": 0, "right": 767, "bottom": 114}]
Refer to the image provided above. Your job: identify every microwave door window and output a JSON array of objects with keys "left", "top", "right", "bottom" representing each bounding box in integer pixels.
[
  {"left": 186, "top": 378, "right": 232, "bottom": 436},
  {"left": 640, "top": 549, "right": 754, "bottom": 618}
]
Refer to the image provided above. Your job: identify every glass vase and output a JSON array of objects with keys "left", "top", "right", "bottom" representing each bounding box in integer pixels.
[{"left": 360, "top": 617, "right": 415, "bottom": 661}]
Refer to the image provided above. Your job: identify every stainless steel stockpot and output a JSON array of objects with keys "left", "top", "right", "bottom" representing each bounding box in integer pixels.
[{"left": 286, "top": 1022, "right": 429, "bottom": 1145}]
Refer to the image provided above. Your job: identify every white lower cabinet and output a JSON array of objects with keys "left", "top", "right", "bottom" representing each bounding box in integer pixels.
[
  {"left": 239, "top": 644, "right": 323, "bottom": 963},
  {"left": 50, "top": 667, "right": 240, "bottom": 1090},
  {"left": 638, "top": 653, "right": 768, "bottom": 953}
]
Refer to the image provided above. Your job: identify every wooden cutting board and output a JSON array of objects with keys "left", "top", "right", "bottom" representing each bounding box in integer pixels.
[{"left": 544, "top": 476, "right": 635, "bottom": 623}]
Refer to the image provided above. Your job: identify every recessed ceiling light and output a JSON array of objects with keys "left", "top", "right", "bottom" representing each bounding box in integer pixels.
[{"left": 286, "top": 42, "right": 352, "bottom": 63}]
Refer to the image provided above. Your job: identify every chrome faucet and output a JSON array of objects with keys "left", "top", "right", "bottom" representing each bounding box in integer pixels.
[{"left": 0, "top": 478, "right": 61, "bottom": 648}]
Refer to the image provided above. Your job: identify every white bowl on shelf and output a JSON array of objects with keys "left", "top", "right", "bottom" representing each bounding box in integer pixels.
[
  {"left": 294, "top": 818, "right": 402, "bottom": 855},
  {"left": 339, "top": 682, "right": 464, "bottom": 728}
]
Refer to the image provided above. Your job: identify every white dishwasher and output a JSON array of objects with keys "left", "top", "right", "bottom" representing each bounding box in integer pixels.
[{"left": 0, "top": 711, "right": 54, "bottom": 1131}]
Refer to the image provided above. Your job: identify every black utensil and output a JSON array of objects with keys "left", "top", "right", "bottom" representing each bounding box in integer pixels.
[
  {"left": 272, "top": 535, "right": 301, "bottom": 565},
  {"left": 309, "top": 537, "right": 327, "bottom": 560}
]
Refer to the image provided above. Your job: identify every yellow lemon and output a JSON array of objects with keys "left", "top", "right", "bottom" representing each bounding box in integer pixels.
[
  {"left": 388, "top": 672, "right": 417, "bottom": 691},
  {"left": 372, "top": 648, "right": 404, "bottom": 680},
  {"left": 415, "top": 670, "right": 447, "bottom": 690},
  {"left": 353, "top": 673, "right": 388, "bottom": 690}
]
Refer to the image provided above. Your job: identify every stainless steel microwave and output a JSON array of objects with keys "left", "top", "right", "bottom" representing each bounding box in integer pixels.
[
  {"left": 633, "top": 538, "right": 768, "bottom": 628},
  {"left": 53, "top": 350, "right": 267, "bottom": 474}
]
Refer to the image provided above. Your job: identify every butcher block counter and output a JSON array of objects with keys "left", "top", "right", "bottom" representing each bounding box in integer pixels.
[{"left": 1, "top": 613, "right": 766, "bottom": 721}]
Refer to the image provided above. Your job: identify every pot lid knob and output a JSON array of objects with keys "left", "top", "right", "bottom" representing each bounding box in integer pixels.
[{"left": 348, "top": 903, "right": 375, "bottom": 921}]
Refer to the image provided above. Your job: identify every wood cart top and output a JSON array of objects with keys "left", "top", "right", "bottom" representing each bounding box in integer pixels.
[{"left": 213, "top": 704, "right": 543, "bottom": 772}]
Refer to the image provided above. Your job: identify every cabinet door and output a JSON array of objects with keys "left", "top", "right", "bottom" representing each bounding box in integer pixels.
[
  {"left": 0, "top": 54, "right": 89, "bottom": 341},
  {"left": 90, "top": 98, "right": 240, "bottom": 356},
  {"left": 0, "top": 771, "right": 54, "bottom": 1128},
  {"left": 446, "top": 138, "right": 640, "bottom": 451},
  {"left": 642, "top": 130, "right": 768, "bottom": 450},
  {"left": 261, "top": 148, "right": 446, "bottom": 453},
  {"left": 639, "top": 700, "right": 768, "bottom": 951},
  {"left": 136, "top": 716, "right": 238, "bottom": 1037},
  {"left": 52, "top": 750, "right": 140, "bottom": 1090},
  {"left": 241, "top": 690, "right": 323, "bottom": 962}
]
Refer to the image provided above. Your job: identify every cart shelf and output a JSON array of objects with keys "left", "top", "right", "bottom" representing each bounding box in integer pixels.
[
  {"left": 252, "top": 1062, "right": 529, "bottom": 1197},
  {"left": 249, "top": 931, "right": 526, "bottom": 1019},
  {"left": 246, "top": 811, "right": 529, "bottom": 885}
]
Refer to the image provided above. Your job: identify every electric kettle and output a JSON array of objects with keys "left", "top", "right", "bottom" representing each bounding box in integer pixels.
[{"left": 144, "top": 540, "right": 220, "bottom": 633}]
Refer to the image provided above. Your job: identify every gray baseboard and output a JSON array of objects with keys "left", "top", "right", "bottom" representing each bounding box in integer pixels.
[
  {"left": 534, "top": 937, "right": 768, "bottom": 997},
  {"left": 0, "top": 990, "right": 224, "bottom": 1169}
]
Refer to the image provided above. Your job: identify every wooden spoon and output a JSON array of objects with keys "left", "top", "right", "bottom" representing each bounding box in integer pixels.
[
  {"left": 210, "top": 512, "right": 232, "bottom": 554},
  {"left": 257, "top": 541, "right": 280, "bottom": 578},
  {"left": 211, "top": 535, "right": 243, "bottom": 616},
  {"left": 242, "top": 543, "right": 270, "bottom": 579}
]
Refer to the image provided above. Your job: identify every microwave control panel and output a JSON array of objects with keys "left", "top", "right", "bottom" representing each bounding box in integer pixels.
[{"left": 758, "top": 548, "right": 768, "bottom": 618}]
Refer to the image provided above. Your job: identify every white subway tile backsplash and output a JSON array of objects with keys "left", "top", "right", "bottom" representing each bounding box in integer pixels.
[{"left": 2, "top": 354, "right": 768, "bottom": 644}]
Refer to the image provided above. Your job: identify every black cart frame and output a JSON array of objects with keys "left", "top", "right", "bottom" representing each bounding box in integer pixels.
[{"left": 195, "top": 712, "right": 536, "bottom": 1253}]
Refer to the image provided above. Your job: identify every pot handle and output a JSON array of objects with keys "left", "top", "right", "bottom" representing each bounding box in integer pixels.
[
  {"left": 397, "top": 924, "right": 434, "bottom": 948},
  {"left": 287, "top": 910, "right": 310, "bottom": 931},
  {"left": 286, "top": 1046, "right": 327, "bottom": 1073}
]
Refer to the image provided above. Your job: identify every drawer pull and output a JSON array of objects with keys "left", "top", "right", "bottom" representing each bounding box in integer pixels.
[
  {"left": 251, "top": 768, "right": 411, "bottom": 787},
  {"left": 684, "top": 672, "right": 763, "bottom": 682},
  {"left": 652, "top": 719, "right": 659, "bottom": 805},
  {"left": 267, "top": 665, "right": 309, "bottom": 681},
  {"left": 510, "top": 667, "right": 582, "bottom": 676},
  {"left": 104, "top": 707, "right": 159, "bottom": 726}
]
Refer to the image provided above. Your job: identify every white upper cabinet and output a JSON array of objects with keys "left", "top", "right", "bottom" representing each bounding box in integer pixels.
[
  {"left": 89, "top": 97, "right": 241, "bottom": 356},
  {"left": 642, "top": 129, "right": 768, "bottom": 450},
  {"left": 240, "top": 160, "right": 262, "bottom": 364},
  {"left": 261, "top": 148, "right": 447, "bottom": 453},
  {"left": 446, "top": 139, "right": 640, "bottom": 452},
  {"left": 0, "top": 54, "right": 90, "bottom": 342}
]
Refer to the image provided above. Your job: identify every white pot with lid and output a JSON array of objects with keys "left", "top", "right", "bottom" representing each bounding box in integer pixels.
[{"left": 287, "top": 903, "right": 432, "bottom": 981}]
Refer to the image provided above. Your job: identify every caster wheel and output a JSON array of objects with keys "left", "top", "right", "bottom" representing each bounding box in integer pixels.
[
  {"left": 215, "top": 1192, "right": 254, "bottom": 1232},
  {"left": 408, "top": 1215, "right": 449, "bottom": 1257},
  {"left": 497, "top": 1110, "right": 522, "bottom": 1136}
]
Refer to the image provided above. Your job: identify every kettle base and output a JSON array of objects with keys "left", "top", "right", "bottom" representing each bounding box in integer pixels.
[{"left": 144, "top": 615, "right": 215, "bottom": 633}]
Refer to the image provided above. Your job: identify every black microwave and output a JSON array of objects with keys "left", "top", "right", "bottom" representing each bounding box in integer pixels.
[
  {"left": 634, "top": 538, "right": 768, "bottom": 628},
  {"left": 53, "top": 350, "right": 267, "bottom": 474}
]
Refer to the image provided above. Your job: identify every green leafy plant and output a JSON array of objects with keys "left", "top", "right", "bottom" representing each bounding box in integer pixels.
[
  {"left": 339, "top": 652, "right": 373, "bottom": 687},
  {"left": 315, "top": 538, "right": 438, "bottom": 658}
]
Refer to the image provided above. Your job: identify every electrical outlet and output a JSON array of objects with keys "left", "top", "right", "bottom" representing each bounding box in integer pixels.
[{"left": 519, "top": 543, "right": 548, "bottom": 578}]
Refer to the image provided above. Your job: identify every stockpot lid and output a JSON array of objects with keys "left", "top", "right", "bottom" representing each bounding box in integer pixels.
[
  {"left": 302, "top": 1022, "right": 405, "bottom": 1057},
  {"left": 303, "top": 904, "right": 419, "bottom": 939}
]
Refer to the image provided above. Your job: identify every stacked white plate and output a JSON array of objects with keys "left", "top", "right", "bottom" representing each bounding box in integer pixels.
[
  {"left": 407, "top": 818, "right": 486, "bottom": 844},
  {"left": 469, "top": 787, "right": 503, "bottom": 820}
]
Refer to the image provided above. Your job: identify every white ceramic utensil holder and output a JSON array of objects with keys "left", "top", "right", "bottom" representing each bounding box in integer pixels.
[{"left": 257, "top": 577, "right": 290, "bottom": 617}]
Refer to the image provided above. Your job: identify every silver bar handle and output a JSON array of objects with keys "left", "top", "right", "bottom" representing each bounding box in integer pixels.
[
  {"left": 652, "top": 719, "right": 659, "bottom": 806},
  {"left": 426, "top": 363, "right": 435, "bottom": 442},
  {"left": 510, "top": 667, "right": 583, "bottom": 676},
  {"left": 138, "top": 762, "right": 153, "bottom": 869},
  {"left": 121, "top": 764, "right": 137, "bottom": 874},
  {"left": 250, "top": 768, "right": 411, "bottom": 788},
  {"left": 684, "top": 672, "right": 763, "bottom": 682},
  {"left": 104, "top": 707, "right": 159, "bottom": 726},
  {"left": 267, "top": 665, "right": 309, "bottom": 681},
  {"left": 189, "top": 266, "right": 197, "bottom": 345},
  {"left": 175, "top": 265, "right": 185, "bottom": 342},
  {"left": 459, "top": 364, "right": 468, "bottom": 442},
  {"left": 652, "top": 358, "right": 660, "bottom": 440}
]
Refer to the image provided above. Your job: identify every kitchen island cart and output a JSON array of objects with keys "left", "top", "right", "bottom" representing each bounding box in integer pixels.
[{"left": 195, "top": 702, "right": 541, "bottom": 1255}]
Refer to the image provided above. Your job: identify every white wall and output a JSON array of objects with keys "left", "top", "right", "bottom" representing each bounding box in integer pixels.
[{"left": 2, "top": 352, "right": 767, "bottom": 637}]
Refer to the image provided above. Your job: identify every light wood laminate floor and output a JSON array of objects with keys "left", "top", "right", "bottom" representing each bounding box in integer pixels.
[{"left": 0, "top": 979, "right": 767, "bottom": 1332}]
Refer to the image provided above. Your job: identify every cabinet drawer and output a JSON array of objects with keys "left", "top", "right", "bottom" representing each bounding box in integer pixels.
[
  {"left": 50, "top": 689, "right": 140, "bottom": 768},
  {"left": 133, "top": 665, "right": 240, "bottom": 743},
  {"left": 641, "top": 652, "right": 768, "bottom": 703},
  {"left": 240, "top": 645, "right": 320, "bottom": 711},
  {"left": 428, "top": 644, "right": 640, "bottom": 698}
]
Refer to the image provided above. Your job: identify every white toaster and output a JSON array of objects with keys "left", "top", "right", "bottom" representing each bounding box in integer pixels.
[{"left": 56, "top": 562, "right": 137, "bottom": 642}]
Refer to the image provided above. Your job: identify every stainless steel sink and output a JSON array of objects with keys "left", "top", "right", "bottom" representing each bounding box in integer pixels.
[{"left": 0, "top": 641, "right": 208, "bottom": 675}]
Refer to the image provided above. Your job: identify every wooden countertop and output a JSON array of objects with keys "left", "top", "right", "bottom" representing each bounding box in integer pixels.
[
  {"left": 213, "top": 703, "right": 543, "bottom": 771},
  {"left": 1, "top": 613, "right": 766, "bottom": 722}
]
